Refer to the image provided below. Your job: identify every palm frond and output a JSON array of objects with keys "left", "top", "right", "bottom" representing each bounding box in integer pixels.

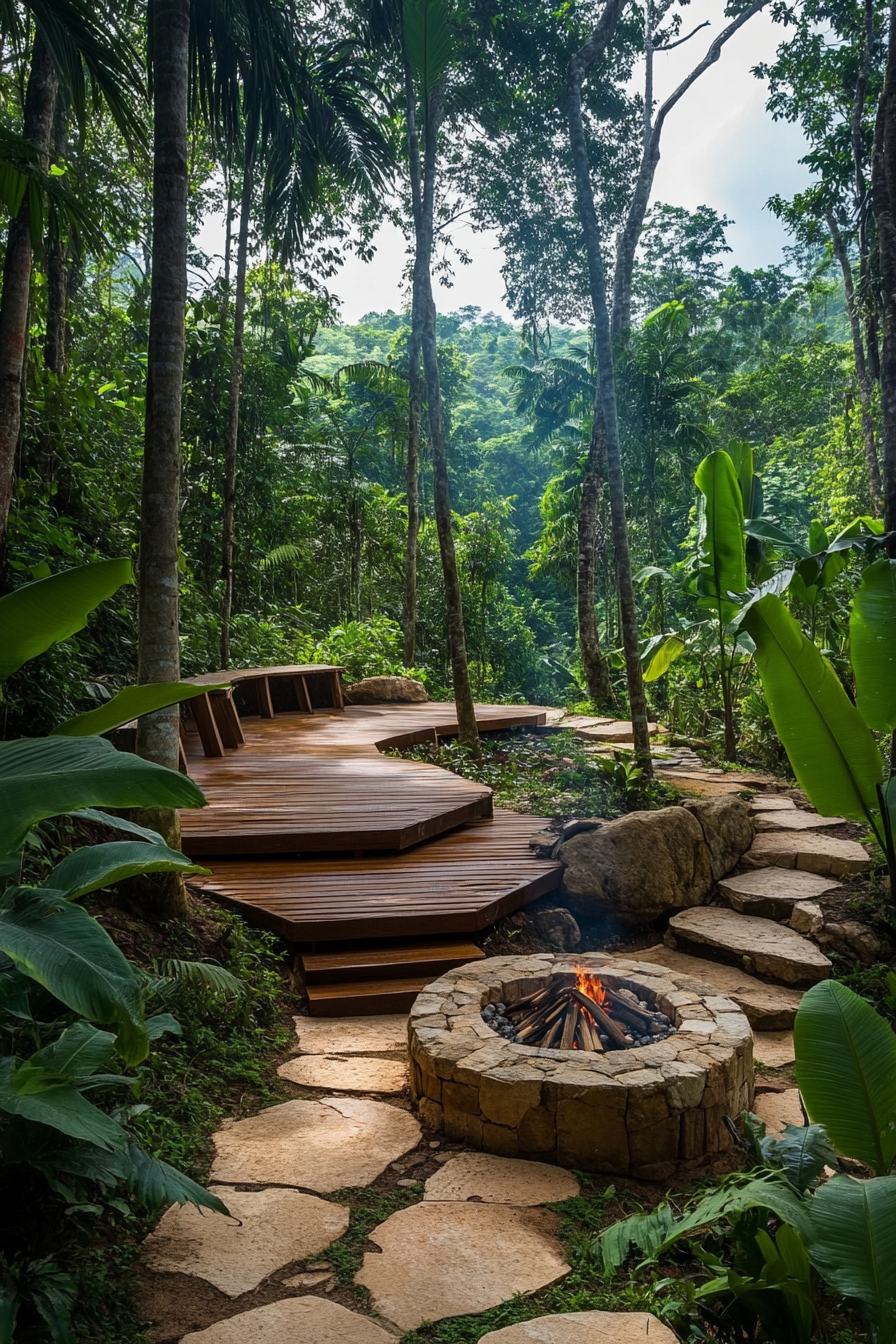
[{"left": 154, "top": 959, "right": 245, "bottom": 1000}]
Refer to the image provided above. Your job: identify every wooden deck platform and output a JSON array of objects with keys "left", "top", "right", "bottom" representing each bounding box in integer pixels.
[
  {"left": 190, "top": 809, "right": 562, "bottom": 941},
  {"left": 179, "top": 702, "right": 546, "bottom": 857}
]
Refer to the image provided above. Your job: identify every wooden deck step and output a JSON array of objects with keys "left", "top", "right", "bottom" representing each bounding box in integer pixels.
[
  {"left": 301, "top": 940, "right": 484, "bottom": 985},
  {"left": 305, "top": 976, "right": 437, "bottom": 1017}
]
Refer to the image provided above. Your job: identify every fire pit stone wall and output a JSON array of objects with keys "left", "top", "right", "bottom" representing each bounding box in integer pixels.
[{"left": 408, "top": 953, "right": 754, "bottom": 1181}]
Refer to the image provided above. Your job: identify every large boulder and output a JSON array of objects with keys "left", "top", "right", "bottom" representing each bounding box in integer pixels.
[
  {"left": 684, "top": 796, "right": 754, "bottom": 881},
  {"left": 557, "top": 807, "right": 713, "bottom": 925},
  {"left": 344, "top": 676, "right": 430, "bottom": 704}
]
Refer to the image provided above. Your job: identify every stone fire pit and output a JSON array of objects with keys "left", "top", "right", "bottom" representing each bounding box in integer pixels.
[{"left": 408, "top": 953, "right": 754, "bottom": 1180}]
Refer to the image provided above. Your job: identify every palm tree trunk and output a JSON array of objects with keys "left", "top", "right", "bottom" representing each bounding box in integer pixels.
[
  {"left": 220, "top": 152, "right": 253, "bottom": 668},
  {"left": 407, "top": 72, "right": 478, "bottom": 746},
  {"left": 403, "top": 323, "right": 422, "bottom": 667},
  {"left": 826, "top": 209, "right": 884, "bottom": 514},
  {"left": 0, "top": 32, "right": 58, "bottom": 555},
  {"left": 567, "top": 2, "right": 653, "bottom": 773},
  {"left": 872, "top": 0, "right": 896, "bottom": 553},
  {"left": 577, "top": 421, "right": 614, "bottom": 705},
  {"left": 137, "top": 0, "right": 191, "bottom": 918}
]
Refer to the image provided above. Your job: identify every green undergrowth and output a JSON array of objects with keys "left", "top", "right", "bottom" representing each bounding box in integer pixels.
[
  {"left": 390, "top": 729, "right": 679, "bottom": 819},
  {"left": 326, "top": 1185, "right": 426, "bottom": 1290}
]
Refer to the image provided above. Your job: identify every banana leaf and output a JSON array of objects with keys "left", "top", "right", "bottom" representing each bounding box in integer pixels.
[
  {"left": 0, "top": 1057, "right": 126, "bottom": 1151},
  {"left": 695, "top": 450, "right": 747, "bottom": 623},
  {"left": 641, "top": 632, "right": 688, "bottom": 681},
  {"left": 806, "top": 1174, "right": 896, "bottom": 1344},
  {"left": 850, "top": 557, "right": 896, "bottom": 733},
  {"left": 52, "top": 682, "right": 225, "bottom": 737},
  {"left": 0, "top": 735, "right": 206, "bottom": 855},
  {"left": 0, "top": 888, "right": 147, "bottom": 1065},
  {"left": 794, "top": 980, "right": 896, "bottom": 1176},
  {"left": 42, "top": 841, "right": 209, "bottom": 901},
  {"left": 742, "top": 594, "right": 883, "bottom": 823},
  {"left": 30, "top": 1023, "right": 117, "bottom": 1079},
  {"left": 0, "top": 560, "right": 132, "bottom": 684}
]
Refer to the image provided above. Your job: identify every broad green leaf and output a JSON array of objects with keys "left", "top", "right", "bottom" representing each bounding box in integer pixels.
[
  {"left": 851, "top": 558, "right": 896, "bottom": 733},
  {"left": 30, "top": 1022, "right": 117, "bottom": 1080},
  {"left": 0, "top": 560, "right": 133, "bottom": 684},
  {"left": 762, "top": 1123, "right": 837, "bottom": 1192},
  {"left": 0, "top": 735, "right": 206, "bottom": 854},
  {"left": 634, "top": 565, "right": 673, "bottom": 585},
  {"left": 72, "top": 809, "right": 166, "bottom": 845},
  {"left": 806, "top": 1175, "right": 896, "bottom": 1344},
  {"left": 0, "top": 888, "right": 147, "bottom": 1065},
  {"left": 743, "top": 518, "right": 811, "bottom": 558},
  {"left": 145, "top": 1013, "right": 182, "bottom": 1039},
  {"left": 124, "top": 1141, "right": 229, "bottom": 1215},
  {"left": 403, "top": 0, "right": 453, "bottom": 98},
  {"left": 641, "top": 633, "right": 688, "bottom": 682},
  {"left": 42, "top": 841, "right": 209, "bottom": 901},
  {"left": 743, "top": 595, "right": 883, "bottom": 823},
  {"left": 727, "top": 439, "right": 755, "bottom": 513},
  {"left": 794, "top": 980, "right": 896, "bottom": 1176},
  {"left": 52, "top": 682, "right": 225, "bottom": 737},
  {"left": 0, "top": 1057, "right": 126, "bottom": 1151},
  {"left": 695, "top": 450, "right": 747, "bottom": 623}
]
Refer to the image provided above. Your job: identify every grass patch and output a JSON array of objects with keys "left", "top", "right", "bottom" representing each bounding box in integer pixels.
[{"left": 324, "top": 1185, "right": 427, "bottom": 1296}]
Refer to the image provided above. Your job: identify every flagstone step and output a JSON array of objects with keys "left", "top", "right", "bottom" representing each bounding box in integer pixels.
[
  {"left": 745, "top": 830, "right": 871, "bottom": 877},
  {"left": 666, "top": 907, "right": 833, "bottom": 986},
  {"left": 750, "top": 796, "right": 806, "bottom": 812},
  {"left": 180, "top": 1297, "right": 396, "bottom": 1344},
  {"left": 479, "top": 1312, "right": 680, "bottom": 1343},
  {"left": 278, "top": 1054, "right": 408, "bottom": 1094},
  {"left": 640, "top": 944, "right": 803, "bottom": 1028},
  {"left": 754, "top": 811, "right": 846, "bottom": 833},
  {"left": 717, "top": 867, "right": 842, "bottom": 919}
]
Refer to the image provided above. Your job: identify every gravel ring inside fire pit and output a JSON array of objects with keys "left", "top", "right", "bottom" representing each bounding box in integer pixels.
[{"left": 408, "top": 953, "right": 754, "bottom": 1181}]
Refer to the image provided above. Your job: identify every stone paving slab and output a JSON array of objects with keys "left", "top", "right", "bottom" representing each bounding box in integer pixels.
[
  {"left": 278, "top": 1055, "right": 408, "bottom": 1094},
  {"left": 755, "top": 811, "right": 846, "bottom": 832},
  {"left": 574, "top": 721, "right": 661, "bottom": 743},
  {"left": 423, "top": 1153, "right": 580, "bottom": 1205},
  {"left": 179, "top": 1297, "right": 397, "bottom": 1343},
  {"left": 753, "top": 1088, "right": 805, "bottom": 1135},
  {"left": 292, "top": 1015, "right": 408, "bottom": 1054},
  {"left": 141, "top": 1187, "right": 348, "bottom": 1297},
  {"left": 210, "top": 1097, "right": 420, "bottom": 1192},
  {"left": 746, "top": 831, "right": 870, "bottom": 877},
  {"left": 355, "top": 1202, "right": 570, "bottom": 1331},
  {"left": 752, "top": 1030, "right": 795, "bottom": 1068},
  {"left": 750, "top": 797, "right": 804, "bottom": 812},
  {"left": 666, "top": 907, "right": 832, "bottom": 986},
  {"left": 718, "top": 867, "right": 841, "bottom": 919},
  {"left": 479, "top": 1311, "right": 680, "bottom": 1343},
  {"left": 638, "top": 945, "right": 803, "bottom": 1029}
]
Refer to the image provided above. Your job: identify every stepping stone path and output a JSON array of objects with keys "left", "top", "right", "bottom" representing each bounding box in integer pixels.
[
  {"left": 423, "top": 1152, "right": 580, "bottom": 1205},
  {"left": 753, "top": 1088, "right": 805, "bottom": 1135},
  {"left": 354, "top": 1202, "right": 570, "bottom": 1331},
  {"left": 292, "top": 1014, "right": 408, "bottom": 1054},
  {"left": 745, "top": 831, "right": 870, "bottom": 877},
  {"left": 210, "top": 1096, "right": 420, "bottom": 1191},
  {"left": 142, "top": 1187, "right": 349, "bottom": 1297},
  {"left": 718, "top": 867, "right": 841, "bottom": 920},
  {"left": 750, "top": 796, "right": 806, "bottom": 812},
  {"left": 479, "top": 1311, "right": 681, "bottom": 1343},
  {"left": 754, "top": 810, "right": 847, "bottom": 832},
  {"left": 640, "top": 945, "right": 803, "bottom": 1028},
  {"left": 752, "top": 1030, "right": 796, "bottom": 1068},
  {"left": 667, "top": 907, "right": 832, "bottom": 986},
  {"left": 277, "top": 1055, "right": 407, "bottom": 1094},
  {"left": 180, "top": 1297, "right": 397, "bottom": 1343}
]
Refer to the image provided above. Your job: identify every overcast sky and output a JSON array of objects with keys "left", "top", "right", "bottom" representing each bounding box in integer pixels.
[{"left": 329, "top": 0, "right": 812, "bottom": 324}]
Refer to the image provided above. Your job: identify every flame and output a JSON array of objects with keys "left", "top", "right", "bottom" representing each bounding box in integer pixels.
[{"left": 575, "top": 967, "right": 610, "bottom": 1011}]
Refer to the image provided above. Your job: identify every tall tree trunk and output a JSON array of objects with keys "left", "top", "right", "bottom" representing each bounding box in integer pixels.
[
  {"left": 853, "top": 0, "right": 882, "bottom": 385},
  {"left": 45, "top": 103, "right": 69, "bottom": 379},
  {"left": 220, "top": 152, "right": 253, "bottom": 668},
  {"left": 409, "top": 77, "right": 478, "bottom": 747},
  {"left": 0, "top": 32, "right": 58, "bottom": 555},
  {"left": 872, "top": 0, "right": 896, "bottom": 552},
  {"left": 577, "top": 421, "right": 614, "bottom": 705},
  {"left": 826, "top": 209, "right": 884, "bottom": 514},
  {"left": 611, "top": 1, "right": 767, "bottom": 348},
  {"left": 403, "top": 65, "right": 423, "bottom": 670},
  {"left": 136, "top": 0, "right": 190, "bottom": 918},
  {"left": 566, "top": 0, "right": 653, "bottom": 774}
]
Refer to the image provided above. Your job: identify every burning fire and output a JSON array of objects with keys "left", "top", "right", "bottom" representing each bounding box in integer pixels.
[{"left": 575, "top": 966, "right": 610, "bottom": 1012}]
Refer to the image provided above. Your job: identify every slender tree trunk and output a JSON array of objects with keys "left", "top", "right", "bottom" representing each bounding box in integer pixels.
[
  {"left": 411, "top": 78, "right": 478, "bottom": 747},
  {"left": 136, "top": 0, "right": 190, "bottom": 918},
  {"left": 853, "top": 0, "right": 882, "bottom": 385},
  {"left": 0, "top": 32, "right": 57, "bottom": 554},
  {"left": 611, "top": 1, "right": 767, "bottom": 348},
  {"left": 872, "top": 0, "right": 896, "bottom": 552},
  {"left": 45, "top": 104, "right": 69, "bottom": 379},
  {"left": 404, "top": 62, "right": 423, "bottom": 669},
  {"left": 827, "top": 209, "right": 884, "bottom": 514},
  {"left": 577, "top": 421, "right": 614, "bottom": 705},
  {"left": 220, "top": 152, "right": 253, "bottom": 668},
  {"left": 566, "top": 0, "right": 653, "bottom": 774}
]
